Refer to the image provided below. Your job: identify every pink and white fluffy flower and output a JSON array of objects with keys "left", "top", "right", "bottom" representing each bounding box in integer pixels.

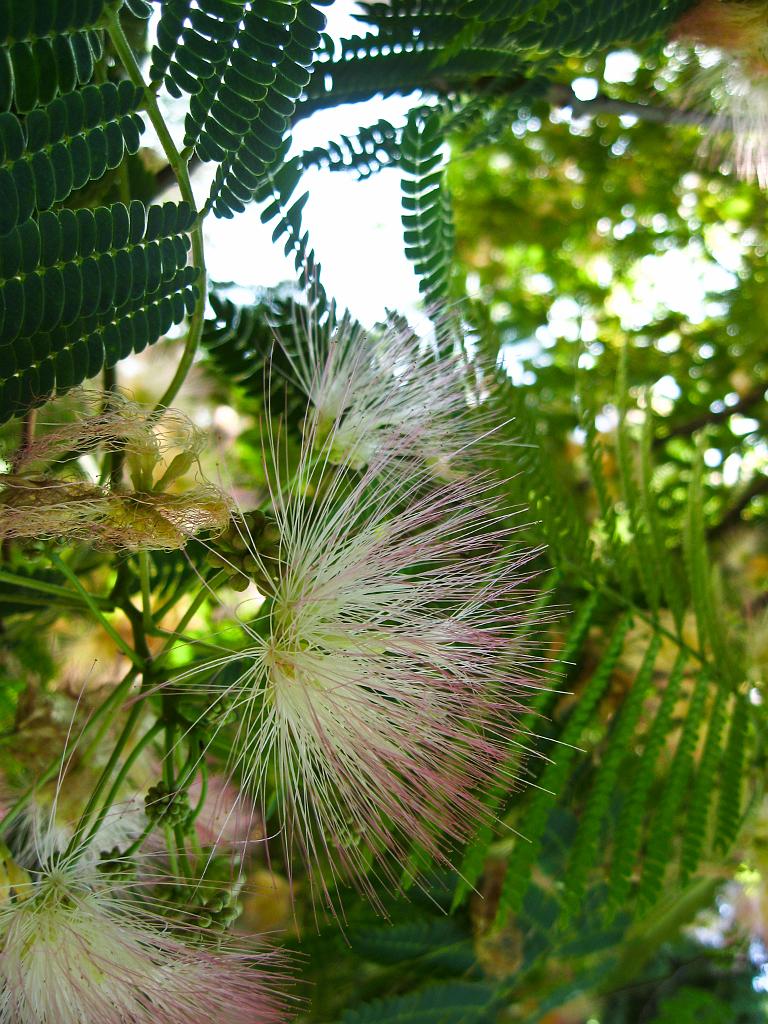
[
  {"left": 284, "top": 311, "right": 494, "bottom": 474},
  {"left": 0, "top": 855, "right": 289, "bottom": 1024},
  {"left": 190, "top": 419, "right": 541, "bottom": 903}
]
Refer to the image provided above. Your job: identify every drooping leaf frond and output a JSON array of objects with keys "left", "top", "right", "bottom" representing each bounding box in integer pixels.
[
  {"left": 562, "top": 633, "right": 662, "bottom": 919},
  {"left": 0, "top": 1, "right": 105, "bottom": 113},
  {"left": 494, "top": 614, "right": 633, "bottom": 925},
  {"left": 608, "top": 650, "right": 688, "bottom": 912},
  {"left": 0, "top": 200, "right": 199, "bottom": 420},
  {"left": 400, "top": 106, "right": 454, "bottom": 307},
  {"left": 0, "top": 81, "right": 144, "bottom": 234},
  {"left": 637, "top": 670, "right": 710, "bottom": 908}
]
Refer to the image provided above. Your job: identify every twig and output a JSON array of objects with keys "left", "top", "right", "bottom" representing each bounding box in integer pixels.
[
  {"left": 10, "top": 409, "right": 37, "bottom": 472},
  {"left": 548, "top": 83, "right": 719, "bottom": 129},
  {"left": 654, "top": 383, "right": 766, "bottom": 448},
  {"left": 709, "top": 474, "right": 768, "bottom": 539}
]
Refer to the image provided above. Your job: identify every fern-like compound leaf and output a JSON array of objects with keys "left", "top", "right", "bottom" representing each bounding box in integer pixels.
[
  {"left": 400, "top": 106, "right": 453, "bottom": 307},
  {"left": 350, "top": 917, "right": 473, "bottom": 972},
  {"left": 340, "top": 982, "right": 498, "bottom": 1024},
  {"left": 301, "top": 119, "right": 402, "bottom": 179},
  {"left": 201, "top": 287, "right": 303, "bottom": 393},
  {"left": 507, "top": 0, "right": 690, "bottom": 55},
  {"left": 494, "top": 614, "right": 631, "bottom": 925},
  {"left": 0, "top": 200, "right": 199, "bottom": 421},
  {"left": 151, "top": 0, "right": 328, "bottom": 219},
  {"left": 298, "top": 46, "right": 525, "bottom": 122},
  {"left": 0, "top": 1, "right": 106, "bottom": 114},
  {"left": 458, "top": 0, "right": 554, "bottom": 22},
  {"left": 0, "top": 81, "right": 144, "bottom": 235},
  {"left": 150, "top": 0, "right": 246, "bottom": 100},
  {"left": 451, "top": 591, "right": 598, "bottom": 912}
]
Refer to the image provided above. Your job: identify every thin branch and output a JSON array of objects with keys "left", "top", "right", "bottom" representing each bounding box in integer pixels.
[
  {"left": 154, "top": 153, "right": 203, "bottom": 197},
  {"left": 709, "top": 474, "right": 768, "bottom": 540},
  {"left": 548, "top": 83, "right": 718, "bottom": 129},
  {"left": 654, "top": 383, "right": 767, "bottom": 448},
  {"left": 10, "top": 409, "right": 37, "bottom": 472},
  {"left": 294, "top": 70, "right": 722, "bottom": 132}
]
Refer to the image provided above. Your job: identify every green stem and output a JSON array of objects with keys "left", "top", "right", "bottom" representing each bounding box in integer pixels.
[
  {"left": 0, "top": 569, "right": 112, "bottom": 608},
  {"left": 153, "top": 571, "right": 228, "bottom": 667},
  {"left": 163, "top": 720, "right": 176, "bottom": 790},
  {"left": 151, "top": 573, "right": 205, "bottom": 618},
  {"left": 592, "top": 578, "right": 706, "bottom": 666},
  {"left": 164, "top": 825, "right": 181, "bottom": 877},
  {"left": 50, "top": 554, "right": 144, "bottom": 668},
  {"left": 189, "top": 757, "right": 208, "bottom": 825},
  {"left": 121, "top": 818, "right": 155, "bottom": 859},
  {"left": 190, "top": 828, "right": 204, "bottom": 859},
  {"left": 175, "top": 738, "right": 203, "bottom": 794},
  {"left": 82, "top": 718, "right": 164, "bottom": 848},
  {"left": 0, "top": 668, "right": 139, "bottom": 837},
  {"left": 174, "top": 823, "right": 194, "bottom": 878},
  {"left": 78, "top": 666, "right": 141, "bottom": 764},
  {"left": 561, "top": 557, "right": 709, "bottom": 670},
  {"left": 139, "top": 551, "right": 153, "bottom": 633},
  {"left": 104, "top": 7, "right": 207, "bottom": 412},
  {"left": 148, "top": 628, "right": 229, "bottom": 654},
  {"left": 0, "top": 593, "right": 84, "bottom": 611},
  {"left": 65, "top": 699, "right": 145, "bottom": 857},
  {"left": 598, "top": 875, "right": 721, "bottom": 994},
  {"left": 161, "top": 720, "right": 192, "bottom": 877}
]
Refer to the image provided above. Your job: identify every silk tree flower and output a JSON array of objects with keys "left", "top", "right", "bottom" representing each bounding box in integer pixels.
[
  {"left": 0, "top": 852, "right": 289, "bottom": 1024},
  {"left": 185, "top": 418, "right": 541, "bottom": 905},
  {"left": 283, "top": 310, "right": 497, "bottom": 475},
  {"left": 673, "top": 0, "right": 768, "bottom": 188}
]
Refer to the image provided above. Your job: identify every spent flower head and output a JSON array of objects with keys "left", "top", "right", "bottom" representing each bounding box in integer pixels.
[{"left": 1, "top": 393, "right": 231, "bottom": 550}]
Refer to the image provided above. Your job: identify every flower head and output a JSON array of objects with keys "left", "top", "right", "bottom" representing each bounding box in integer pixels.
[
  {"left": 189, "top": 412, "right": 541, "bottom": 905},
  {"left": 283, "top": 310, "right": 496, "bottom": 475},
  {"left": 0, "top": 852, "right": 289, "bottom": 1024},
  {"left": 674, "top": 0, "right": 768, "bottom": 188}
]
